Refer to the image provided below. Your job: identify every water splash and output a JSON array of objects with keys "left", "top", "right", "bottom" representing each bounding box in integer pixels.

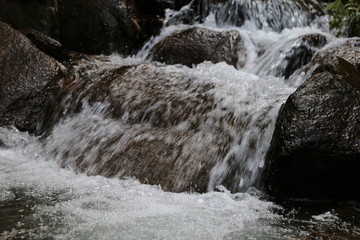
[{"left": 196, "top": 0, "right": 324, "bottom": 31}]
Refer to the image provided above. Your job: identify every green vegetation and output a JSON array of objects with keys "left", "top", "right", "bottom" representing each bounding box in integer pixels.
[{"left": 325, "top": 0, "right": 360, "bottom": 37}]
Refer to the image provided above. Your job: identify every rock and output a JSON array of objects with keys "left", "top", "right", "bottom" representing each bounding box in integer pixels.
[
  {"left": 0, "top": 0, "right": 59, "bottom": 38},
  {"left": 0, "top": 22, "right": 66, "bottom": 133},
  {"left": 265, "top": 38, "right": 360, "bottom": 201},
  {"left": 43, "top": 62, "right": 243, "bottom": 192},
  {"left": 138, "top": 0, "right": 195, "bottom": 26},
  {"left": 22, "top": 29, "right": 68, "bottom": 62},
  {"left": 135, "top": 0, "right": 175, "bottom": 15},
  {"left": 0, "top": 0, "right": 165, "bottom": 55},
  {"left": 58, "top": 0, "right": 163, "bottom": 55},
  {"left": 148, "top": 27, "right": 246, "bottom": 68},
  {"left": 134, "top": 0, "right": 192, "bottom": 15}
]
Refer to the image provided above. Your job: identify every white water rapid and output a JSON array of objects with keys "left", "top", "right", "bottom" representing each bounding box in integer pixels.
[{"left": 1, "top": 1, "right": 359, "bottom": 239}]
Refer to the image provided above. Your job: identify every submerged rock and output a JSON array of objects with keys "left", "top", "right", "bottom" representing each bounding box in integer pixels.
[
  {"left": 265, "top": 38, "right": 360, "bottom": 201},
  {"left": 0, "top": 22, "right": 65, "bottom": 133},
  {"left": 148, "top": 27, "right": 246, "bottom": 68}
]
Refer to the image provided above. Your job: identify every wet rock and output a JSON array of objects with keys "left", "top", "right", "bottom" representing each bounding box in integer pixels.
[
  {"left": 0, "top": 0, "right": 59, "bottom": 38},
  {"left": 58, "top": 0, "right": 163, "bottom": 55},
  {"left": 148, "top": 27, "right": 245, "bottom": 68},
  {"left": 0, "top": 22, "right": 66, "bottom": 133},
  {"left": 44, "top": 63, "right": 243, "bottom": 192},
  {"left": 22, "top": 29, "right": 68, "bottom": 62},
  {"left": 265, "top": 38, "right": 360, "bottom": 201}
]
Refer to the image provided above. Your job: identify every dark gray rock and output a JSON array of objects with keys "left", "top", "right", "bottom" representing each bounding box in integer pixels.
[
  {"left": 0, "top": 0, "right": 59, "bottom": 38},
  {"left": 0, "top": 22, "right": 66, "bottom": 133},
  {"left": 58, "top": 0, "right": 163, "bottom": 55},
  {"left": 265, "top": 38, "right": 360, "bottom": 201},
  {"left": 148, "top": 27, "right": 246, "bottom": 68},
  {"left": 0, "top": 0, "right": 165, "bottom": 55}
]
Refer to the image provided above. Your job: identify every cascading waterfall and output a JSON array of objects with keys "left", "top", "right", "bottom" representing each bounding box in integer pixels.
[
  {"left": 32, "top": 61, "right": 295, "bottom": 192},
  {"left": 195, "top": 0, "right": 324, "bottom": 31},
  {"left": 1, "top": 0, "right": 359, "bottom": 239}
]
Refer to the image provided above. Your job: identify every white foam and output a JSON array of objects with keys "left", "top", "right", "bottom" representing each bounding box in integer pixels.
[{"left": 0, "top": 137, "right": 279, "bottom": 239}]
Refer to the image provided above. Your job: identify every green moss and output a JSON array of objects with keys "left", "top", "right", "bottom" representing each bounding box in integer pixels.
[{"left": 325, "top": 0, "right": 360, "bottom": 37}]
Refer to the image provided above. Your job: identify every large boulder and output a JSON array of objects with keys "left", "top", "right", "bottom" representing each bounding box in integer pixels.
[
  {"left": 58, "top": 0, "right": 163, "bottom": 55},
  {"left": 0, "top": 0, "right": 165, "bottom": 55},
  {"left": 0, "top": 22, "right": 65, "bottom": 133},
  {"left": 148, "top": 27, "right": 246, "bottom": 68},
  {"left": 265, "top": 38, "right": 360, "bottom": 201}
]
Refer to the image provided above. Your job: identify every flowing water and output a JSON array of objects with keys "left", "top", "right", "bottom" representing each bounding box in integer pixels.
[{"left": 1, "top": 1, "right": 360, "bottom": 239}]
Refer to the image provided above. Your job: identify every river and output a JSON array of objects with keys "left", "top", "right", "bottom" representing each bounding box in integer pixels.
[{"left": 1, "top": 1, "right": 359, "bottom": 239}]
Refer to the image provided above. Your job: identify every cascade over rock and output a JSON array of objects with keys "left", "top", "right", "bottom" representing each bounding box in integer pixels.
[
  {"left": 148, "top": 27, "right": 246, "bottom": 68},
  {"left": 256, "top": 33, "right": 328, "bottom": 79},
  {"left": 193, "top": 0, "right": 324, "bottom": 31},
  {"left": 0, "top": 22, "right": 66, "bottom": 133},
  {"left": 43, "top": 62, "right": 241, "bottom": 192},
  {"left": 265, "top": 38, "right": 360, "bottom": 201}
]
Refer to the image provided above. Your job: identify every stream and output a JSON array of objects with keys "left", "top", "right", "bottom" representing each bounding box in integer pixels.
[{"left": 1, "top": 1, "right": 359, "bottom": 239}]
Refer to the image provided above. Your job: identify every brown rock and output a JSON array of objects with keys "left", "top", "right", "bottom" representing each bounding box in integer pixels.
[
  {"left": 148, "top": 27, "right": 246, "bottom": 68},
  {"left": 0, "top": 22, "right": 65, "bottom": 133}
]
